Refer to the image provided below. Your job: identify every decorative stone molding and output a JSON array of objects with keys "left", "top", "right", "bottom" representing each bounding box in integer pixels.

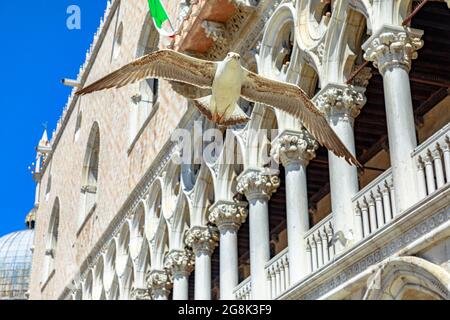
[
  {"left": 236, "top": 168, "right": 280, "bottom": 201},
  {"left": 209, "top": 200, "right": 248, "bottom": 232},
  {"left": 271, "top": 129, "right": 319, "bottom": 167},
  {"left": 146, "top": 269, "right": 173, "bottom": 299},
  {"left": 202, "top": 21, "right": 228, "bottom": 44},
  {"left": 314, "top": 83, "right": 367, "bottom": 121},
  {"left": 185, "top": 226, "right": 219, "bottom": 256},
  {"left": 362, "top": 24, "right": 423, "bottom": 75},
  {"left": 130, "top": 287, "right": 151, "bottom": 300},
  {"left": 164, "top": 249, "right": 195, "bottom": 277}
]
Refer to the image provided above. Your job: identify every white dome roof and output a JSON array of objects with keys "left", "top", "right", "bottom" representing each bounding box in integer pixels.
[{"left": 0, "top": 229, "right": 34, "bottom": 300}]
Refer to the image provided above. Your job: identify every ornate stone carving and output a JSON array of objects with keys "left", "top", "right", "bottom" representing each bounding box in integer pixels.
[
  {"left": 185, "top": 226, "right": 219, "bottom": 256},
  {"left": 363, "top": 25, "right": 423, "bottom": 75},
  {"left": 209, "top": 200, "right": 248, "bottom": 232},
  {"left": 130, "top": 287, "right": 151, "bottom": 300},
  {"left": 146, "top": 269, "right": 172, "bottom": 299},
  {"left": 315, "top": 83, "right": 366, "bottom": 121},
  {"left": 236, "top": 168, "right": 280, "bottom": 201},
  {"left": 202, "top": 21, "right": 228, "bottom": 45},
  {"left": 164, "top": 249, "right": 195, "bottom": 277},
  {"left": 271, "top": 129, "right": 319, "bottom": 166}
]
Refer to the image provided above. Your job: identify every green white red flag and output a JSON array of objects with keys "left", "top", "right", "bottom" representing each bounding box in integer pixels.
[{"left": 147, "top": 0, "right": 175, "bottom": 38}]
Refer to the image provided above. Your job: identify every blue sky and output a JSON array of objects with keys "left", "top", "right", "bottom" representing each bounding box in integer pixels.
[{"left": 0, "top": 1, "right": 106, "bottom": 236}]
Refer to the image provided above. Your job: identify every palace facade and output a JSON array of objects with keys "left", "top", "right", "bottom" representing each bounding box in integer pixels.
[{"left": 29, "top": 0, "right": 450, "bottom": 300}]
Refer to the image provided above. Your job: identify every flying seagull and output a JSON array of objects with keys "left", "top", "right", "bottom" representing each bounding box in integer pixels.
[{"left": 76, "top": 49, "right": 360, "bottom": 167}]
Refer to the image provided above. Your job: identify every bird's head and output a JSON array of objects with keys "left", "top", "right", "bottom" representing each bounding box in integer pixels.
[{"left": 225, "top": 52, "right": 241, "bottom": 63}]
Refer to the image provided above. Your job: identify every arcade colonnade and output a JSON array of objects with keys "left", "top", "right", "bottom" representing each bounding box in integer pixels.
[{"left": 68, "top": 0, "right": 450, "bottom": 300}]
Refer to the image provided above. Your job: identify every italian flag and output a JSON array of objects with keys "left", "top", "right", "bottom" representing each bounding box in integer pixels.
[{"left": 148, "top": 0, "right": 175, "bottom": 37}]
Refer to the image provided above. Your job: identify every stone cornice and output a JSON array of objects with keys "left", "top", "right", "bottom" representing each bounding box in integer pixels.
[{"left": 362, "top": 24, "right": 423, "bottom": 75}]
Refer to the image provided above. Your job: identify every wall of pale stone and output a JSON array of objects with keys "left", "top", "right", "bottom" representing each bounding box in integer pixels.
[{"left": 29, "top": 0, "right": 186, "bottom": 299}]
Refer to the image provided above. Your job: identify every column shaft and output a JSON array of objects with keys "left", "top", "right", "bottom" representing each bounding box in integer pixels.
[
  {"left": 219, "top": 229, "right": 238, "bottom": 299},
  {"left": 284, "top": 161, "right": 309, "bottom": 282},
  {"left": 383, "top": 67, "right": 418, "bottom": 213},
  {"left": 248, "top": 197, "right": 270, "bottom": 300},
  {"left": 172, "top": 274, "right": 189, "bottom": 300},
  {"left": 194, "top": 252, "right": 211, "bottom": 300}
]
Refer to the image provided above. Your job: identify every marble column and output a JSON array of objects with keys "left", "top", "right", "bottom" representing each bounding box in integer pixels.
[
  {"left": 237, "top": 169, "right": 280, "bottom": 300},
  {"left": 146, "top": 269, "right": 172, "bottom": 300},
  {"left": 209, "top": 200, "right": 248, "bottom": 300},
  {"left": 363, "top": 24, "right": 424, "bottom": 214},
  {"left": 185, "top": 225, "right": 219, "bottom": 300},
  {"left": 164, "top": 249, "right": 195, "bottom": 300},
  {"left": 271, "top": 129, "right": 318, "bottom": 283},
  {"left": 315, "top": 83, "right": 366, "bottom": 247}
]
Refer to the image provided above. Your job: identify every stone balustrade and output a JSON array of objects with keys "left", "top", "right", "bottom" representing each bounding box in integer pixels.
[
  {"left": 353, "top": 169, "right": 395, "bottom": 240},
  {"left": 233, "top": 276, "right": 251, "bottom": 300},
  {"left": 304, "top": 214, "right": 335, "bottom": 273},
  {"left": 413, "top": 123, "right": 450, "bottom": 199},
  {"left": 265, "top": 248, "right": 289, "bottom": 299}
]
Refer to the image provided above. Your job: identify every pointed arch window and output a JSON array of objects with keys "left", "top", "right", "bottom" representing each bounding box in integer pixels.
[
  {"left": 79, "top": 123, "right": 100, "bottom": 230},
  {"left": 129, "top": 16, "right": 160, "bottom": 144},
  {"left": 43, "top": 198, "right": 60, "bottom": 283}
]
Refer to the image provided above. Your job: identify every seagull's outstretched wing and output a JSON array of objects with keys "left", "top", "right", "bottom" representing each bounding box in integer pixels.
[
  {"left": 76, "top": 50, "right": 217, "bottom": 95},
  {"left": 170, "top": 81, "right": 212, "bottom": 100},
  {"left": 241, "top": 70, "right": 361, "bottom": 168}
]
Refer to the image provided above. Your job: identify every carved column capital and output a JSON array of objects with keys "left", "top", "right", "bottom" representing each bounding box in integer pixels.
[
  {"left": 236, "top": 168, "right": 280, "bottom": 201},
  {"left": 130, "top": 287, "right": 151, "bottom": 300},
  {"left": 314, "top": 83, "right": 367, "bottom": 122},
  {"left": 146, "top": 269, "right": 172, "bottom": 299},
  {"left": 209, "top": 200, "right": 248, "bottom": 232},
  {"left": 271, "top": 129, "right": 319, "bottom": 167},
  {"left": 185, "top": 226, "right": 219, "bottom": 256},
  {"left": 164, "top": 249, "right": 195, "bottom": 277},
  {"left": 362, "top": 24, "right": 423, "bottom": 75}
]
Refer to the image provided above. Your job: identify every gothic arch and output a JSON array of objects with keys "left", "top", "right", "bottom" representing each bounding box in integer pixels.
[
  {"left": 363, "top": 256, "right": 450, "bottom": 300},
  {"left": 102, "top": 240, "right": 117, "bottom": 294},
  {"left": 169, "top": 193, "right": 190, "bottom": 250},
  {"left": 133, "top": 238, "right": 150, "bottom": 290},
  {"left": 115, "top": 223, "right": 132, "bottom": 277},
  {"left": 43, "top": 197, "right": 60, "bottom": 281},
  {"left": 149, "top": 216, "right": 169, "bottom": 270},
  {"left": 79, "top": 122, "right": 100, "bottom": 226},
  {"left": 129, "top": 202, "right": 146, "bottom": 260},
  {"left": 92, "top": 259, "right": 105, "bottom": 300},
  {"left": 82, "top": 270, "right": 93, "bottom": 300}
]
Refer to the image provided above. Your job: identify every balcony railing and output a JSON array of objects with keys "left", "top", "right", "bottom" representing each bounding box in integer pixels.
[
  {"left": 304, "top": 213, "right": 335, "bottom": 273},
  {"left": 233, "top": 124, "right": 450, "bottom": 300},
  {"left": 353, "top": 169, "right": 395, "bottom": 240},
  {"left": 234, "top": 276, "right": 251, "bottom": 300},
  {"left": 265, "top": 248, "right": 289, "bottom": 299},
  {"left": 413, "top": 123, "right": 450, "bottom": 199}
]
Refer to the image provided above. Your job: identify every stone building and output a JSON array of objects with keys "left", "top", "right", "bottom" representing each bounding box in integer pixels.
[{"left": 29, "top": 0, "right": 450, "bottom": 300}]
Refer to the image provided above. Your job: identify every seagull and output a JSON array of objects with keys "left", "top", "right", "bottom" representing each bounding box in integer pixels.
[{"left": 76, "top": 49, "right": 360, "bottom": 167}]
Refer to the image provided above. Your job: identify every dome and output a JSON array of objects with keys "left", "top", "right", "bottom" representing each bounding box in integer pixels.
[{"left": 0, "top": 229, "right": 34, "bottom": 300}]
